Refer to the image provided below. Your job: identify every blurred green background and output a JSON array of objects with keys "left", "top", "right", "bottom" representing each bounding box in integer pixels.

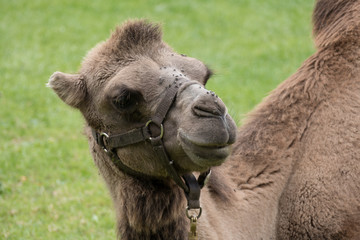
[{"left": 0, "top": 0, "right": 315, "bottom": 239}]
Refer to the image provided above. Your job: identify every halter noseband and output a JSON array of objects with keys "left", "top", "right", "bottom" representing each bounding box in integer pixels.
[{"left": 91, "top": 80, "right": 210, "bottom": 210}]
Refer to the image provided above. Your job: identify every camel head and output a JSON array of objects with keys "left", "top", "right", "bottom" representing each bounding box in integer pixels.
[{"left": 48, "top": 20, "right": 237, "bottom": 179}]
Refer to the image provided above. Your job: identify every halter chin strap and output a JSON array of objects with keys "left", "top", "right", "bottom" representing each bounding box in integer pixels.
[{"left": 91, "top": 81, "right": 210, "bottom": 210}]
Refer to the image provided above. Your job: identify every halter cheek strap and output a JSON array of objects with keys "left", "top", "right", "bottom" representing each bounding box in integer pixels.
[{"left": 91, "top": 81, "right": 210, "bottom": 210}]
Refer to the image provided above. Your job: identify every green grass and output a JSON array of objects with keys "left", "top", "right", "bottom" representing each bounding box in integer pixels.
[{"left": 0, "top": 0, "right": 315, "bottom": 239}]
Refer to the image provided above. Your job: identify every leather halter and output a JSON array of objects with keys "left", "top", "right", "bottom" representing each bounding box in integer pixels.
[{"left": 91, "top": 80, "right": 210, "bottom": 210}]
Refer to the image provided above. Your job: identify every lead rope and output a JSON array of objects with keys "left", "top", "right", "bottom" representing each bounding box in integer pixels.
[
  {"left": 183, "top": 170, "right": 211, "bottom": 239},
  {"left": 188, "top": 216, "right": 199, "bottom": 240}
]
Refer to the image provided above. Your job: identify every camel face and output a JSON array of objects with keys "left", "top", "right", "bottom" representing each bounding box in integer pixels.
[{"left": 49, "top": 20, "right": 236, "bottom": 176}]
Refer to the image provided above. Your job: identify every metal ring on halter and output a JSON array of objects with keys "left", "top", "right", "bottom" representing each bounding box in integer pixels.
[
  {"left": 186, "top": 207, "right": 202, "bottom": 219},
  {"left": 99, "top": 132, "right": 110, "bottom": 152},
  {"left": 145, "top": 120, "right": 164, "bottom": 140}
]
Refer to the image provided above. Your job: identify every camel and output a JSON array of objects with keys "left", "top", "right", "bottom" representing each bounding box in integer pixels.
[{"left": 48, "top": 0, "right": 360, "bottom": 239}]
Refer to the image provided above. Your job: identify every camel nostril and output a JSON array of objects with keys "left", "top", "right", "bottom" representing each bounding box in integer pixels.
[{"left": 192, "top": 101, "right": 225, "bottom": 117}]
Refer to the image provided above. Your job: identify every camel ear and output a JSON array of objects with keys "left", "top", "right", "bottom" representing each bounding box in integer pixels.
[{"left": 48, "top": 71, "right": 87, "bottom": 108}]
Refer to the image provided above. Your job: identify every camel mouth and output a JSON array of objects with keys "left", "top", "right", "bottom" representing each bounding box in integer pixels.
[{"left": 178, "top": 131, "right": 232, "bottom": 167}]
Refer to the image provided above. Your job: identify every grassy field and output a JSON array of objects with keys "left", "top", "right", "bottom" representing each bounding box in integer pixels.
[{"left": 1, "top": 0, "right": 315, "bottom": 239}]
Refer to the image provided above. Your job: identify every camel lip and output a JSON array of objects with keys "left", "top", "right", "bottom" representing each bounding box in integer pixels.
[
  {"left": 178, "top": 132, "right": 231, "bottom": 166},
  {"left": 178, "top": 130, "right": 231, "bottom": 148}
]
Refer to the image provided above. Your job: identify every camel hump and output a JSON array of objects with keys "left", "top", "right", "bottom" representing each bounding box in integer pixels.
[{"left": 312, "top": 0, "right": 360, "bottom": 48}]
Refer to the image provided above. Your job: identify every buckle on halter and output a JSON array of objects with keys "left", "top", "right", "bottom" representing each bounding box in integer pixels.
[{"left": 145, "top": 120, "right": 164, "bottom": 141}]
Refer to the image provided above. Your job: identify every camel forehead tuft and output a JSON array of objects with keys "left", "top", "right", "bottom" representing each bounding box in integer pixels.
[
  {"left": 80, "top": 20, "right": 164, "bottom": 83},
  {"left": 109, "top": 19, "right": 163, "bottom": 53}
]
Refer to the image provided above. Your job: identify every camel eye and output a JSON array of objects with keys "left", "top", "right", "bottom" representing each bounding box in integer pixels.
[
  {"left": 114, "top": 93, "right": 131, "bottom": 109},
  {"left": 111, "top": 88, "right": 142, "bottom": 111}
]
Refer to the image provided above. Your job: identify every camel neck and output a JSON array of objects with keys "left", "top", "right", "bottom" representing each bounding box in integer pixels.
[
  {"left": 86, "top": 126, "right": 189, "bottom": 239},
  {"left": 117, "top": 177, "right": 188, "bottom": 239}
]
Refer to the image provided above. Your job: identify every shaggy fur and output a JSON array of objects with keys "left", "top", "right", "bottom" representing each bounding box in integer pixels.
[{"left": 49, "top": 1, "right": 360, "bottom": 239}]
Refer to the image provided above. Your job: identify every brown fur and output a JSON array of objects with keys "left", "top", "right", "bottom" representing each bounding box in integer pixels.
[
  {"left": 49, "top": 1, "right": 360, "bottom": 239},
  {"left": 313, "top": 0, "right": 360, "bottom": 48}
]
